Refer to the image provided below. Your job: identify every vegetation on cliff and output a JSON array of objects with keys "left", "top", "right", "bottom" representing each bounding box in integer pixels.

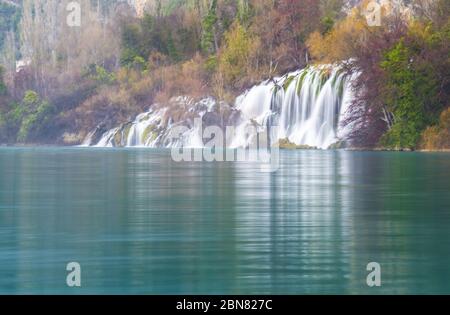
[
  {"left": 307, "top": 0, "right": 450, "bottom": 150},
  {"left": 0, "top": 0, "right": 448, "bottom": 150}
]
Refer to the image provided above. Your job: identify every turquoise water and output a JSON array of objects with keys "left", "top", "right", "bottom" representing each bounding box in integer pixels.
[{"left": 0, "top": 148, "right": 450, "bottom": 294}]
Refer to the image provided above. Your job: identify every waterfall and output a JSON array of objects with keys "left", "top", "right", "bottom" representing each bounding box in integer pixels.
[{"left": 87, "top": 65, "right": 354, "bottom": 149}]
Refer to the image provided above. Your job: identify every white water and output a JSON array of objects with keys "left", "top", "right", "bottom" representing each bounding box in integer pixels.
[{"left": 86, "top": 65, "right": 354, "bottom": 149}]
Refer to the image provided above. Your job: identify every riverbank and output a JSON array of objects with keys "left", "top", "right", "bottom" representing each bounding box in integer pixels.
[
  {"left": 346, "top": 147, "right": 450, "bottom": 153},
  {"left": 2, "top": 142, "right": 450, "bottom": 153}
]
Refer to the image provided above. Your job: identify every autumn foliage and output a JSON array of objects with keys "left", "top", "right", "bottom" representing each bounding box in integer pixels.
[
  {"left": 421, "top": 108, "right": 450, "bottom": 150},
  {"left": 0, "top": 0, "right": 449, "bottom": 149},
  {"left": 307, "top": 0, "right": 450, "bottom": 149}
]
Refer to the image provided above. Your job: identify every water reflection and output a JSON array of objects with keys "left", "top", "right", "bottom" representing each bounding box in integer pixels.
[
  {"left": 0, "top": 148, "right": 450, "bottom": 294},
  {"left": 232, "top": 151, "right": 353, "bottom": 293}
]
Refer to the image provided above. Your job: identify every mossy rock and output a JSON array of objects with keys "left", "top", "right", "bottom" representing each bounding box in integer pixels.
[
  {"left": 277, "top": 138, "right": 317, "bottom": 150},
  {"left": 142, "top": 124, "right": 158, "bottom": 143},
  {"left": 123, "top": 124, "right": 133, "bottom": 141},
  {"left": 62, "top": 133, "right": 83, "bottom": 145},
  {"left": 113, "top": 130, "right": 123, "bottom": 147},
  {"left": 296, "top": 70, "right": 309, "bottom": 95},
  {"left": 283, "top": 75, "right": 296, "bottom": 91},
  {"left": 328, "top": 140, "right": 347, "bottom": 150}
]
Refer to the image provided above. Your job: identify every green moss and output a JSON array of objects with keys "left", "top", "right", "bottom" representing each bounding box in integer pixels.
[
  {"left": 331, "top": 68, "right": 345, "bottom": 88},
  {"left": 142, "top": 124, "right": 158, "bottom": 143},
  {"left": 296, "top": 70, "right": 309, "bottom": 95},
  {"left": 271, "top": 84, "right": 281, "bottom": 95},
  {"left": 337, "top": 79, "right": 345, "bottom": 99},
  {"left": 277, "top": 138, "right": 317, "bottom": 150},
  {"left": 283, "top": 75, "right": 296, "bottom": 91},
  {"left": 320, "top": 69, "right": 331, "bottom": 86},
  {"left": 123, "top": 123, "right": 133, "bottom": 140},
  {"left": 315, "top": 69, "right": 331, "bottom": 97},
  {"left": 328, "top": 141, "right": 347, "bottom": 150}
]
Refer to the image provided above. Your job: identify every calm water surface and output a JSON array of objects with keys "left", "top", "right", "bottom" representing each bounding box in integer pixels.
[{"left": 0, "top": 148, "right": 449, "bottom": 294}]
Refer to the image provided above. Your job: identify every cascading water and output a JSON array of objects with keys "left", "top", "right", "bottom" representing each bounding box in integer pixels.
[
  {"left": 272, "top": 65, "right": 353, "bottom": 148},
  {"left": 85, "top": 65, "right": 354, "bottom": 149}
]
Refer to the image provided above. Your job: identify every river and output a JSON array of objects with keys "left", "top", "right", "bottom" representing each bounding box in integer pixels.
[{"left": 0, "top": 148, "right": 449, "bottom": 294}]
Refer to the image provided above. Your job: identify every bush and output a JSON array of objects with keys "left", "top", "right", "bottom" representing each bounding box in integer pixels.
[
  {"left": 421, "top": 107, "right": 450, "bottom": 150},
  {"left": 92, "top": 65, "right": 116, "bottom": 85},
  {"left": 16, "top": 91, "right": 56, "bottom": 143}
]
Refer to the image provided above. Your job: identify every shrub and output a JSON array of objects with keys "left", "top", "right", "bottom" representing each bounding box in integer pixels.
[
  {"left": 17, "top": 91, "right": 56, "bottom": 143},
  {"left": 421, "top": 107, "right": 450, "bottom": 150}
]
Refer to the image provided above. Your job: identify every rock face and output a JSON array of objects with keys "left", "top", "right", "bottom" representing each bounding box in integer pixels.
[{"left": 344, "top": 0, "right": 428, "bottom": 18}]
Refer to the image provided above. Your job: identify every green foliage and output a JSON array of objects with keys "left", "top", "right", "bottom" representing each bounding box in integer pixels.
[
  {"left": 321, "top": 16, "right": 335, "bottom": 34},
  {"left": 237, "top": 0, "right": 253, "bottom": 27},
  {"left": 201, "top": 0, "right": 218, "bottom": 54},
  {"left": 283, "top": 75, "right": 296, "bottom": 91},
  {"left": 120, "top": 24, "right": 142, "bottom": 67},
  {"left": 380, "top": 41, "right": 429, "bottom": 149},
  {"left": 87, "top": 65, "right": 116, "bottom": 85},
  {"left": 380, "top": 18, "right": 449, "bottom": 150},
  {"left": 120, "top": 12, "right": 196, "bottom": 68},
  {"left": 296, "top": 69, "right": 309, "bottom": 94},
  {"left": 132, "top": 56, "right": 147, "bottom": 72},
  {"left": 205, "top": 55, "right": 218, "bottom": 73},
  {"left": 0, "top": 2, "right": 21, "bottom": 53},
  {"left": 0, "top": 65, "right": 6, "bottom": 95},
  {"left": 218, "top": 22, "right": 254, "bottom": 85},
  {"left": 1, "top": 0, "right": 447, "bottom": 149},
  {"left": 15, "top": 91, "right": 56, "bottom": 143},
  {"left": 307, "top": 0, "right": 450, "bottom": 149},
  {"left": 166, "top": 32, "right": 180, "bottom": 62}
]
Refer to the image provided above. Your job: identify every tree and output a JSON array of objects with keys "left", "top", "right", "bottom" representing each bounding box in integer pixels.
[
  {"left": 19, "top": 0, "right": 121, "bottom": 96},
  {"left": 0, "top": 65, "right": 6, "bottom": 95},
  {"left": 218, "top": 22, "right": 255, "bottom": 87},
  {"left": 307, "top": 10, "right": 369, "bottom": 63},
  {"left": 380, "top": 41, "right": 429, "bottom": 149},
  {"left": 201, "top": 0, "right": 219, "bottom": 54},
  {"left": 16, "top": 90, "right": 55, "bottom": 143},
  {"left": 274, "top": 0, "right": 321, "bottom": 68},
  {"left": 380, "top": 17, "right": 450, "bottom": 149},
  {"left": 340, "top": 1, "right": 449, "bottom": 149},
  {"left": 0, "top": 1, "right": 21, "bottom": 53},
  {"left": 338, "top": 10, "right": 409, "bottom": 147},
  {"left": 120, "top": 23, "right": 142, "bottom": 67}
]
